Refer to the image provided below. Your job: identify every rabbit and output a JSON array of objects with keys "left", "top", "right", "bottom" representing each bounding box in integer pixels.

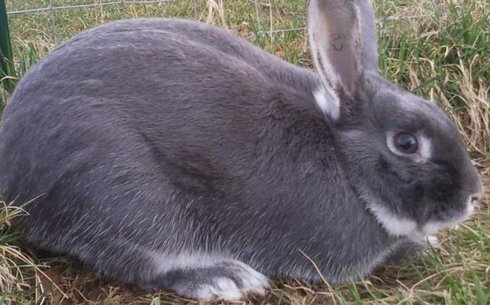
[{"left": 0, "top": 0, "right": 483, "bottom": 301}]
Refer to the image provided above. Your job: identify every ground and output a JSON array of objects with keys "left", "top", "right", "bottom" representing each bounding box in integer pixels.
[{"left": 0, "top": 0, "right": 489, "bottom": 304}]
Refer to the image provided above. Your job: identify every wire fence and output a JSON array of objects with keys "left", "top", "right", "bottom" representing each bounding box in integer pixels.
[
  {"left": 5, "top": 0, "right": 300, "bottom": 39},
  {"left": 7, "top": 1, "right": 177, "bottom": 15},
  {"left": 5, "top": 0, "right": 181, "bottom": 45},
  {"left": 2, "top": 0, "right": 488, "bottom": 158},
  {"left": 0, "top": 0, "right": 452, "bottom": 97},
  {"left": 1, "top": 0, "right": 308, "bottom": 92},
  {"left": 5, "top": 0, "right": 444, "bottom": 39}
]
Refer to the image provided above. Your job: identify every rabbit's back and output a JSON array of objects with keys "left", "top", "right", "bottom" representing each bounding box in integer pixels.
[
  {"left": 0, "top": 18, "right": 320, "bottom": 199},
  {"left": 0, "top": 18, "right": 331, "bottom": 267}
]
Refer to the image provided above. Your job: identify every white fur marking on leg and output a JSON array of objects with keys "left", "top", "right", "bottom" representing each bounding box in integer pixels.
[
  {"left": 194, "top": 277, "right": 242, "bottom": 301},
  {"left": 150, "top": 251, "right": 228, "bottom": 274},
  {"left": 149, "top": 251, "right": 269, "bottom": 301},
  {"left": 231, "top": 260, "right": 269, "bottom": 295}
]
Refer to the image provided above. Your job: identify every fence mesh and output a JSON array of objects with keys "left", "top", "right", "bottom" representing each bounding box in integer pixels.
[
  {"left": 5, "top": 0, "right": 444, "bottom": 46},
  {"left": 2, "top": 1, "right": 489, "bottom": 158},
  {"left": 0, "top": 0, "right": 456, "bottom": 105}
]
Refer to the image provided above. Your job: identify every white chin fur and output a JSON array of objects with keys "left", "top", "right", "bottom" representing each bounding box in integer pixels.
[
  {"left": 369, "top": 198, "right": 475, "bottom": 238},
  {"left": 367, "top": 204, "right": 417, "bottom": 237}
]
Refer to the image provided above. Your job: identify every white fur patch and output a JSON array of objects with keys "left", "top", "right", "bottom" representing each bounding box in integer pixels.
[
  {"left": 192, "top": 271, "right": 268, "bottom": 301},
  {"left": 313, "top": 86, "right": 340, "bottom": 120},
  {"left": 150, "top": 251, "right": 227, "bottom": 274},
  {"left": 232, "top": 260, "right": 269, "bottom": 295},
  {"left": 194, "top": 277, "right": 242, "bottom": 301},
  {"left": 149, "top": 251, "right": 269, "bottom": 301},
  {"left": 405, "top": 232, "right": 438, "bottom": 248},
  {"left": 368, "top": 204, "right": 417, "bottom": 237},
  {"left": 418, "top": 135, "right": 432, "bottom": 160},
  {"left": 426, "top": 235, "right": 440, "bottom": 248}
]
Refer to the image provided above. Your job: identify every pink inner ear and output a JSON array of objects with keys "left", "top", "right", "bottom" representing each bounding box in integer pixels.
[
  {"left": 310, "top": 1, "right": 362, "bottom": 97},
  {"left": 325, "top": 31, "right": 358, "bottom": 94}
]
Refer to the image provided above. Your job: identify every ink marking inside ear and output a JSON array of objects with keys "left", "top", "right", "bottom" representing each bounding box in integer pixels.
[
  {"left": 331, "top": 33, "right": 344, "bottom": 51},
  {"left": 315, "top": 50, "right": 336, "bottom": 89}
]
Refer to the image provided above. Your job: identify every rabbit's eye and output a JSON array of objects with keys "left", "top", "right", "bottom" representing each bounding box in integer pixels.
[{"left": 394, "top": 133, "right": 418, "bottom": 154}]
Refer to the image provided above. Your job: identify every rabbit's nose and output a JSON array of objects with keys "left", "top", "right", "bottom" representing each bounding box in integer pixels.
[
  {"left": 470, "top": 196, "right": 480, "bottom": 204},
  {"left": 469, "top": 187, "right": 484, "bottom": 205}
]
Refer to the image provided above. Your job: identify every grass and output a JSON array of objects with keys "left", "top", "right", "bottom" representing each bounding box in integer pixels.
[{"left": 0, "top": 0, "right": 489, "bottom": 304}]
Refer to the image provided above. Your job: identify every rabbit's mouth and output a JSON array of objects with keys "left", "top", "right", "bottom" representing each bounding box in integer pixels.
[
  {"left": 421, "top": 193, "right": 480, "bottom": 235},
  {"left": 366, "top": 191, "right": 480, "bottom": 238}
]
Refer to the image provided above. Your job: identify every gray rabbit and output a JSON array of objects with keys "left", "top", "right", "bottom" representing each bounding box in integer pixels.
[{"left": 0, "top": 0, "right": 483, "bottom": 301}]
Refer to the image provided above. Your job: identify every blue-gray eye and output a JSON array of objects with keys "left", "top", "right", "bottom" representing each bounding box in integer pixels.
[{"left": 394, "top": 133, "right": 418, "bottom": 154}]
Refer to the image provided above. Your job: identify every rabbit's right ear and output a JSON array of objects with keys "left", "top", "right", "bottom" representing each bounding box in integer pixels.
[{"left": 308, "top": 0, "right": 378, "bottom": 120}]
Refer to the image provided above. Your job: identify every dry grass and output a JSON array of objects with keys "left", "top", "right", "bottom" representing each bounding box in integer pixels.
[
  {"left": 3, "top": 0, "right": 488, "bottom": 162},
  {"left": 0, "top": 0, "right": 489, "bottom": 304},
  {"left": 0, "top": 201, "right": 43, "bottom": 304},
  {"left": 1, "top": 193, "right": 489, "bottom": 305}
]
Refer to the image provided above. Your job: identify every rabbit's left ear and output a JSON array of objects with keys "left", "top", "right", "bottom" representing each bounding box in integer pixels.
[
  {"left": 308, "top": 0, "right": 378, "bottom": 119},
  {"left": 356, "top": 0, "right": 379, "bottom": 72}
]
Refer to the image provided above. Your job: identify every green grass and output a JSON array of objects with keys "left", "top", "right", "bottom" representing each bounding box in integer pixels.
[
  {"left": 0, "top": 0, "right": 489, "bottom": 304},
  {"left": 2, "top": 0, "right": 489, "bottom": 158}
]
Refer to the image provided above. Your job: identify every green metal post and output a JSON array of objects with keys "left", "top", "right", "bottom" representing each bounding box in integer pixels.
[{"left": 0, "top": 0, "right": 16, "bottom": 94}]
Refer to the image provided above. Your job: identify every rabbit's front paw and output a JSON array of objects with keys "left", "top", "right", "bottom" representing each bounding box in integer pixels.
[
  {"left": 156, "top": 259, "right": 269, "bottom": 301},
  {"left": 426, "top": 235, "right": 440, "bottom": 248},
  {"left": 385, "top": 235, "right": 440, "bottom": 265}
]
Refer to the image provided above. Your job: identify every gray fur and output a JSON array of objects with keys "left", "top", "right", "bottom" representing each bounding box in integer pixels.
[
  {"left": 0, "top": 0, "right": 482, "bottom": 301},
  {"left": 357, "top": 0, "right": 379, "bottom": 71}
]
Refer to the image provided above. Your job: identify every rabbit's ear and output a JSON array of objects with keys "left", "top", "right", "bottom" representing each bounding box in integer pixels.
[
  {"left": 308, "top": 0, "right": 378, "bottom": 119},
  {"left": 356, "top": 0, "right": 378, "bottom": 72}
]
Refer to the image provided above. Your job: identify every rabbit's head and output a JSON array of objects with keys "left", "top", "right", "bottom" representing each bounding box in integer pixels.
[{"left": 308, "top": 0, "right": 483, "bottom": 238}]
